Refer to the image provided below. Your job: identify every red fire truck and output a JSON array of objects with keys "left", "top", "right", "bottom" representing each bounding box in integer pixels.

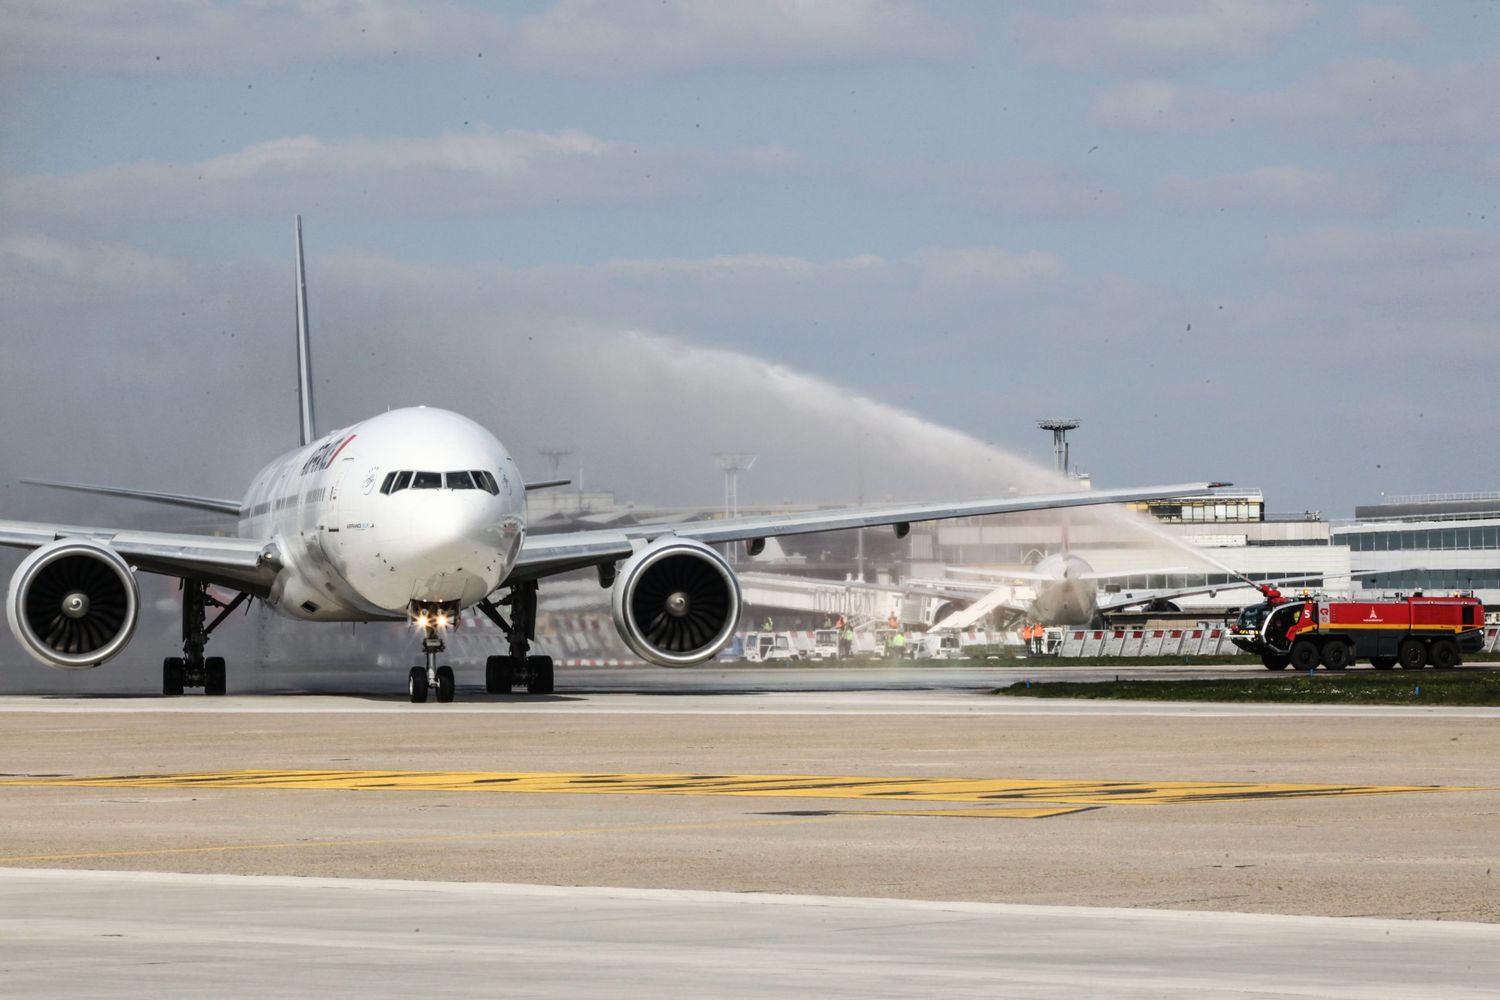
[{"left": 1229, "top": 588, "right": 1485, "bottom": 671}]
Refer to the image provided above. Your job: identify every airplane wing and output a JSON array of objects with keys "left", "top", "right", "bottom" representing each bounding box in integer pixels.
[
  {"left": 22, "top": 480, "right": 242, "bottom": 516},
  {"left": 510, "top": 481, "right": 1228, "bottom": 582},
  {"left": 1092, "top": 570, "right": 1377, "bottom": 615},
  {"left": 0, "top": 520, "right": 278, "bottom": 593},
  {"left": 1095, "top": 579, "right": 1267, "bottom": 614},
  {"left": 948, "top": 564, "right": 1189, "bottom": 584},
  {"left": 946, "top": 565, "right": 1052, "bottom": 584}
]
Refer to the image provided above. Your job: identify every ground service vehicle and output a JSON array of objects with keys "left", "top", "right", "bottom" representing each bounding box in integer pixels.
[{"left": 1229, "top": 587, "right": 1485, "bottom": 671}]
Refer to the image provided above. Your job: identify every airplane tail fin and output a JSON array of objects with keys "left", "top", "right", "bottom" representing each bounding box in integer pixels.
[{"left": 294, "top": 216, "right": 317, "bottom": 447}]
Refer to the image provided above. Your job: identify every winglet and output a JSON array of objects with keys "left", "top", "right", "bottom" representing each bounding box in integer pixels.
[{"left": 295, "top": 215, "right": 317, "bottom": 447}]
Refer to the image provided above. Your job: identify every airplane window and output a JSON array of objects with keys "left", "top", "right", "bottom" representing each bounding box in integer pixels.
[
  {"left": 473, "top": 471, "right": 499, "bottom": 494},
  {"left": 411, "top": 471, "right": 442, "bottom": 490},
  {"left": 380, "top": 472, "right": 398, "bottom": 495},
  {"left": 393, "top": 471, "right": 412, "bottom": 493},
  {"left": 446, "top": 471, "right": 477, "bottom": 490}
]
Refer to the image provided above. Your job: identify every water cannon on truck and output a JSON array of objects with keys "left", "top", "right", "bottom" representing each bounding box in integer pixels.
[{"left": 1228, "top": 587, "right": 1484, "bottom": 671}]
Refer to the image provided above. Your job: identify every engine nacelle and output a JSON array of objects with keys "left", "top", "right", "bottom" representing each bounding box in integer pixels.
[
  {"left": 610, "top": 538, "right": 742, "bottom": 667},
  {"left": 6, "top": 540, "right": 140, "bottom": 669}
]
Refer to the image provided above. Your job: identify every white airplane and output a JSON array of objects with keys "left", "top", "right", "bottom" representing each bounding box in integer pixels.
[{"left": 1, "top": 219, "right": 1228, "bottom": 703}]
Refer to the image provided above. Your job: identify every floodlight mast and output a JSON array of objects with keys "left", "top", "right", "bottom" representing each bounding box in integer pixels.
[
  {"left": 1037, "top": 419, "right": 1081, "bottom": 475},
  {"left": 712, "top": 453, "right": 758, "bottom": 519},
  {"left": 536, "top": 447, "right": 574, "bottom": 483}
]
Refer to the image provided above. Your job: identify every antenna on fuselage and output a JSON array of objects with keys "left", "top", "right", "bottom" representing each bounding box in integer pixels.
[{"left": 294, "top": 215, "right": 317, "bottom": 447}]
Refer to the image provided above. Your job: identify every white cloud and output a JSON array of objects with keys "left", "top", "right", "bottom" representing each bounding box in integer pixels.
[
  {"left": 868, "top": 158, "right": 1121, "bottom": 221},
  {"left": 1260, "top": 225, "right": 1500, "bottom": 345},
  {"left": 0, "top": 234, "right": 190, "bottom": 300},
  {"left": 0, "top": 0, "right": 959, "bottom": 79},
  {"left": 1092, "top": 54, "right": 1500, "bottom": 145},
  {"left": 1157, "top": 166, "right": 1391, "bottom": 216},
  {"left": 913, "top": 247, "right": 1066, "bottom": 285},
  {"left": 0, "top": 128, "right": 798, "bottom": 222},
  {"left": 0, "top": 0, "right": 504, "bottom": 75},
  {"left": 508, "top": 0, "right": 961, "bottom": 78},
  {"left": 605, "top": 253, "right": 887, "bottom": 279},
  {"left": 1010, "top": 0, "right": 1313, "bottom": 72}
]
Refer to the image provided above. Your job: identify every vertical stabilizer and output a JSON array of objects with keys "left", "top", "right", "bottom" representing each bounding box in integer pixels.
[{"left": 294, "top": 215, "right": 317, "bottom": 447}]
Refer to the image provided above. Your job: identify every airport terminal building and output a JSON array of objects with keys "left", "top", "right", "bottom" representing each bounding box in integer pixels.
[{"left": 907, "top": 487, "right": 1500, "bottom": 612}]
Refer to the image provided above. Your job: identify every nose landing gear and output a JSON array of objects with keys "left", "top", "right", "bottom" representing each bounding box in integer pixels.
[{"left": 408, "top": 607, "right": 457, "bottom": 704}]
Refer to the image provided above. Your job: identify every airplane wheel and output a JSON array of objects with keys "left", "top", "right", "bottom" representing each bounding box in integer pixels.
[
  {"left": 1320, "top": 643, "right": 1350, "bottom": 671},
  {"left": 435, "top": 665, "right": 455, "bottom": 703},
  {"left": 485, "top": 655, "right": 514, "bottom": 694},
  {"left": 1429, "top": 641, "right": 1458, "bottom": 670},
  {"left": 408, "top": 666, "right": 429, "bottom": 703},
  {"left": 1398, "top": 639, "right": 1426, "bottom": 670},
  {"left": 205, "top": 656, "right": 227, "bottom": 696},
  {"left": 526, "top": 655, "right": 554, "bottom": 695},
  {"left": 1289, "top": 639, "right": 1320, "bottom": 671},
  {"left": 162, "top": 657, "right": 184, "bottom": 697}
]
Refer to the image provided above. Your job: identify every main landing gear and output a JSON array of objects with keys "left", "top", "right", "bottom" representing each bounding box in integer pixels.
[
  {"left": 163, "top": 580, "right": 248, "bottom": 696},
  {"left": 476, "top": 581, "right": 554, "bottom": 696}
]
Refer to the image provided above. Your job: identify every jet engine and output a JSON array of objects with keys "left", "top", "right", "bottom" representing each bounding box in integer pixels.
[
  {"left": 6, "top": 540, "right": 140, "bottom": 669},
  {"left": 610, "top": 538, "right": 741, "bottom": 667}
]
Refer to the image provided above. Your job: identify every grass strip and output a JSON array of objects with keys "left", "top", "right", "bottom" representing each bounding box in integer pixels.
[{"left": 996, "top": 670, "right": 1500, "bottom": 706}]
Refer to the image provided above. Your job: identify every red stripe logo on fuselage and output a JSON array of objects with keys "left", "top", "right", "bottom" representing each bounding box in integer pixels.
[{"left": 300, "top": 434, "right": 357, "bottom": 476}]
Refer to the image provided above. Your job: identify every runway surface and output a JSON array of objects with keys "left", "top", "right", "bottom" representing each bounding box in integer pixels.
[
  {"left": 3, "top": 670, "right": 1498, "bottom": 995},
  {"left": 5, "top": 869, "right": 1498, "bottom": 999}
]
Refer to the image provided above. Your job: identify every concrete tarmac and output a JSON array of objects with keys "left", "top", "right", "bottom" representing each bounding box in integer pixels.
[
  {"left": 2, "top": 674, "right": 1498, "bottom": 995},
  {"left": 4, "top": 868, "right": 1498, "bottom": 999}
]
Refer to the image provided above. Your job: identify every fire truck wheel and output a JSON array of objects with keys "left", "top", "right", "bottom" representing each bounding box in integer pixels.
[
  {"left": 1320, "top": 642, "right": 1350, "bottom": 671},
  {"left": 1429, "top": 640, "right": 1459, "bottom": 670},
  {"left": 1397, "top": 639, "right": 1426, "bottom": 670},
  {"left": 1289, "top": 639, "right": 1320, "bottom": 671},
  {"left": 1260, "top": 653, "right": 1289, "bottom": 671},
  {"left": 1370, "top": 657, "right": 1397, "bottom": 670}
]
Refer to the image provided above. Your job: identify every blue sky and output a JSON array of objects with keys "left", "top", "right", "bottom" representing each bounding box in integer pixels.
[{"left": 2, "top": 1, "right": 1497, "bottom": 516}]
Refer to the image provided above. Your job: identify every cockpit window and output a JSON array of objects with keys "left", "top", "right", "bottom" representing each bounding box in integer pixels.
[{"left": 381, "top": 470, "right": 497, "bottom": 494}]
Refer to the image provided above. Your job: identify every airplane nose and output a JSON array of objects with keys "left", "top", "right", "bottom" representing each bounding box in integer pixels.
[{"left": 360, "top": 495, "right": 515, "bottom": 609}]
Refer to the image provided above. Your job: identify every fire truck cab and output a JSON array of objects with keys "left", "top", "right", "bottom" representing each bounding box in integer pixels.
[{"left": 1230, "top": 590, "right": 1485, "bottom": 671}]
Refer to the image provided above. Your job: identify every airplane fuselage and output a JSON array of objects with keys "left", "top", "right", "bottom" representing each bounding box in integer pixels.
[
  {"left": 1026, "top": 553, "right": 1100, "bottom": 626},
  {"left": 237, "top": 407, "right": 526, "bottom": 622}
]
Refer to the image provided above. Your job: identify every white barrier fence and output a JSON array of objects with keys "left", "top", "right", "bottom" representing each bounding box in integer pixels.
[{"left": 1057, "top": 627, "right": 1240, "bottom": 658}]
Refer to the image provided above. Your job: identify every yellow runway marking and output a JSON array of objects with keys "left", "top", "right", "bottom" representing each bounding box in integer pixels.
[
  {"left": 851, "top": 807, "right": 1094, "bottom": 820},
  {"left": 0, "top": 816, "right": 826, "bottom": 865},
  {"left": 0, "top": 769, "right": 1476, "bottom": 809}
]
